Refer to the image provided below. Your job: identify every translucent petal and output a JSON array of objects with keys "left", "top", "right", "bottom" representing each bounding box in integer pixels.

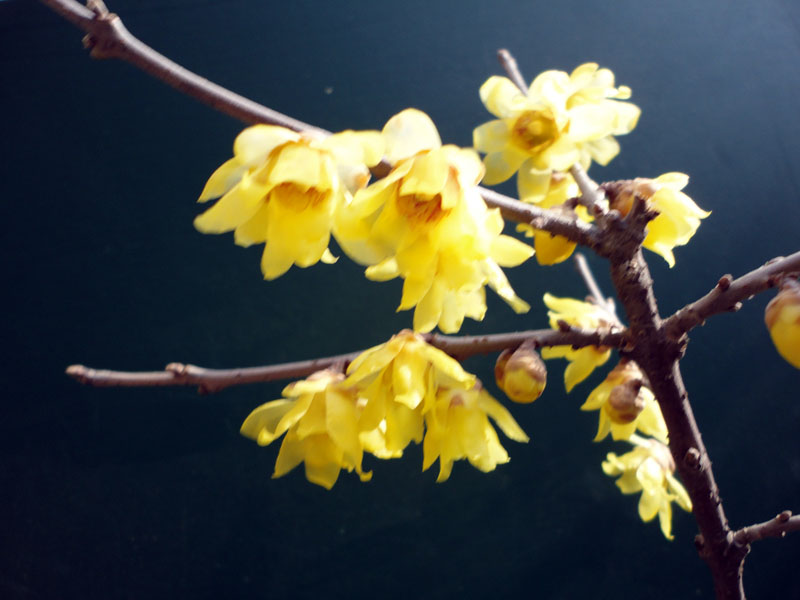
[
  {"left": 666, "top": 472, "right": 693, "bottom": 512},
  {"left": 414, "top": 280, "right": 445, "bottom": 333},
  {"left": 268, "top": 143, "right": 324, "bottom": 189},
  {"left": 199, "top": 158, "right": 246, "bottom": 202},
  {"left": 240, "top": 399, "right": 295, "bottom": 444},
  {"left": 382, "top": 108, "right": 442, "bottom": 163},
  {"left": 302, "top": 435, "right": 342, "bottom": 490},
  {"left": 273, "top": 431, "right": 306, "bottom": 479},
  {"left": 517, "top": 163, "right": 553, "bottom": 203},
  {"left": 585, "top": 136, "right": 620, "bottom": 166},
  {"left": 490, "top": 235, "right": 534, "bottom": 267},
  {"left": 233, "top": 203, "right": 270, "bottom": 246},
  {"left": 400, "top": 150, "right": 448, "bottom": 197},
  {"left": 325, "top": 388, "right": 362, "bottom": 463},
  {"left": 484, "top": 260, "right": 530, "bottom": 313},
  {"left": 194, "top": 174, "right": 267, "bottom": 234},
  {"left": 400, "top": 275, "right": 434, "bottom": 310},
  {"left": 234, "top": 125, "right": 298, "bottom": 166},
  {"left": 366, "top": 257, "right": 401, "bottom": 282},
  {"left": 534, "top": 231, "right": 576, "bottom": 265},
  {"left": 323, "top": 130, "right": 385, "bottom": 167},
  {"left": 477, "top": 393, "right": 529, "bottom": 442},
  {"left": 260, "top": 243, "right": 295, "bottom": 280},
  {"left": 638, "top": 488, "right": 661, "bottom": 522},
  {"left": 479, "top": 76, "right": 526, "bottom": 118},
  {"left": 482, "top": 148, "right": 528, "bottom": 185},
  {"left": 658, "top": 501, "right": 674, "bottom": 540},
  {"left": 473, "top": 120, "right": 511, "bottom": 153}
]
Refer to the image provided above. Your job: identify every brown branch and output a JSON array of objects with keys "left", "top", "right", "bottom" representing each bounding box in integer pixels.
[
  {"left": 40, "top": 0, "right": 598, "bottom": 249},
  {"left": 733, "top": 511, "right": 800, "bottom": 546},
  {"left": 66, "top": 327, "right": 626, "bottom": 393},
  {"left": 605, "top": 220, "right": 744, "bottom": 597},
  {"left": 664, "top": 251, "right": 800, "bottom": 339}
]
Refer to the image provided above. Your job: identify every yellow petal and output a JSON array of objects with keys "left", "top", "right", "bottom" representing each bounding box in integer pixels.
[
  {"left": 490, "top": 235, "right": 535, "bottom": 267},
  {"left": 477, "top": 393, "right": 529, "bottom": 442},
  {"left": 240, "top": 399, "right": 295, "bottom": 444},
  {"left": 382, "top": 108, "right": 442, "bottom": 162},
  {"left": 199, "top": 157, "right": 246, "bottom": 202},
  {"left": 479, "top": 76, "right": 526, "bottom": 118},
  {"left": 472, "top": 120, "right": 511, "bottom": 153},
  {"left": 268, "top": 143, "right": 324, "bottom": 189},
  {"left": 234, "top": 125, "right": 298, "bottom": 165},
  {"left": 194, "top": 173, "right": 267, "bottom": 234}
]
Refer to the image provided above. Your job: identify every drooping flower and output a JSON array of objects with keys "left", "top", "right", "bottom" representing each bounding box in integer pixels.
[
  {"left": 335, "top": 108, "right": 533, "bottom": 333},
  {"left": 515, "top": 171, "right": 592, "bottom": 265},
  {"left": 602, "top": 436, "right": 692, "bottom": 540},
  {"left": 581, "top": 360, "right": 668, "bottom": 442},
  {"left": 473, "top": 63, "right": 640, "bottom": 186},
  {"left": 195, "top": 125, "right": 383, "bottom": 279},
  {"left": 494, "top": 341, "right": 547, "bottom": 403},
  {"left": 764, "top": 278, "right": 800, "bottom": 369},
  {"left": 240, "top": 369, "right": 372, "bottom": 490},
  {"left": 423, "top": 384, "right": 529, "bottom": 482},
  {"left": 540, "top": 293, "right": 616, "bottom": 391},
  {"left": 605, "top": 174, "right": 710, "bottom": 267},
  {"left": 343, "top": 329, "right": 476, "bottom": 457}
]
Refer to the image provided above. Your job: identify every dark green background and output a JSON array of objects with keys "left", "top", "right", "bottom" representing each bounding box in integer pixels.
[{"left": 2, "top": 0, "right": 799, "bottom": 598}]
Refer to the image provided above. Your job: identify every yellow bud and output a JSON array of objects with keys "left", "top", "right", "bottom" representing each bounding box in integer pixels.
[
  {"left": 495, "top": 342, "right": 547, "bottom": 403},
  {"left": 765, "top": 279, "right": 800, "bottom": 369}
]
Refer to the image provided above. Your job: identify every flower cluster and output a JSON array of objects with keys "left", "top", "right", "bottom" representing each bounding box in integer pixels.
[
  {"left": 473, "top": 63, "right": 640, "bottom": 193},
  {"left": 602, "top": 436, "right": 692, "bottom": 539},
  {"left": 241, "top": 331, "right": 528, "bottom": 488},
  {"left": 335, "top": 109, "right": 534, "bottom": 333}
]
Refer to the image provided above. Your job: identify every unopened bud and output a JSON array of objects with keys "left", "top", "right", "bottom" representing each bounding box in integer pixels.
[
  {"left": 603, "top": 360, "right": 648, "bottom": 424},
  {"left": 605, "top": 178, "right": 659, "bottom": 217},
  {"left": 495, "top": 342, "right": 547, "bottom": 404},
  {"left": 765, "top": 279, "right": 800, "bottom": 369}
]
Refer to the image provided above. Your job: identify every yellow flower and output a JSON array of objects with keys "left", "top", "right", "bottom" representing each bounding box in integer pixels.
[
  {"left": 607, "top": 174, "right": 710, "bottom": 267},
  {"left": 473, "top": 63, "right": 640, "bottom": 186},
  {"left": 764, "top": 278, "right": 800, "bottom": 369},
  {"left": 195, "top": 125, "right": 383, "bottom": 279},
  {"left": 240, "top": 369, "right": 371, "bottom": 490},
  {"left": 343, "top": 330, "right": 476, "bottom": 457},
  {"left": 602, "top": 436, "right": 692, "bottom": 540},
  {"left": 494, "top": 341, "right": 547, "bottom": 403},
  {"left": 581, "top": 360, "right": 668, "bottom": 442},
  {"left": 515, "top": 171, "right": 592, "bottom": 265},
  {"left": 540, "top": 293, "right": 615, "bottom": 391},
  {"left": 422, "top": 385, "right": 529, "bottom": 482},
  {"left": 335, "top": 109, "right": 533, "bottom": 333}
]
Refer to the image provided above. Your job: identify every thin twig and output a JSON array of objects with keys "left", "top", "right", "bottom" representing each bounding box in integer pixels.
[
  {"left": 572, "top": 252, "right": 619, "bottom": 323},
  {"left": 497, "top": 48, "right": 528, "bottom": 93},
  {"left": 664, "top": 251, "right": 800, "bottom": 339},
  {"left": 66, "top": 327, "right": 627, "bottom": 393},
  {"left": 570, "top": 163, "right": 608, "bottom": 213},
  {"left": 733, "top": 511, "right": 800, "bottom": 546}
]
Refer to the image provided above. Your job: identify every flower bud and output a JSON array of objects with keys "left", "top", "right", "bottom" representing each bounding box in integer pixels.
[
  {"left": 607, "top": 379, "right": 645, "bottom": 423},
  {"left": 603, "top": 360, "right": 647, "bottom": 424},
  {"left": 495, "top": 342, "right": 547, "bottom": 403},
  {"left": 765, "top": 278, "right": 800, "bottom": 369}
]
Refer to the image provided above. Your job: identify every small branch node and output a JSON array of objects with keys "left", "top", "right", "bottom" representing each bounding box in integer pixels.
[
  {"left": 684, "top": 447, "right": 702, "bottom": 470},
  {"left": 716, "top": 274, "right": 733, "bottom": 291},
  {"left": 165, "top": 362, "right": 188, "bottom": 376},
  {"left": 777, "top": 510, "right": 792, "bottom": 522}
]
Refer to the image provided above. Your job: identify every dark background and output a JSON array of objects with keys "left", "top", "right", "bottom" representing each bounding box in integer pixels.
[{"left": 2, "top": 0, "right": 799, "bottom": 598}]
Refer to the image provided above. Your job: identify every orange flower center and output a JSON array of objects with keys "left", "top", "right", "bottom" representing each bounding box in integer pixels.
[
  {"left": 395, "top": 191, "right": 448, "bottom": 224},
  {"left": 270, "top": 182, "right": 329, "bottom": 212},
  {"left": 511, "top": 109, "right": 559, "bottom": 152}
]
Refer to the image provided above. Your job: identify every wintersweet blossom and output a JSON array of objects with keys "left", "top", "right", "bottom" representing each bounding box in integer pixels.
[
  {"left": 195, "top": 124, "right": 383, "bottom": 279},
  {"left": 764, "top": 278, "right": 800, "bottom": 369},
  {"left": 602, "top": 436, "right": 692, "bottom": 540},
  {"left": 240, "top": 369, "right": 371, "bottom": 489},
  {"left": 423, "top": 385, "right": 529, "bottom": 482},
  {"left": 473, "top": 63, "right": 640, "bottom": 187},
  {"left": 607, "top": 174, "right": 710, "bottom": 267},
  {"left": 539, "top": 293, "right": 615, "bottom": 391},
  {"left": 581, "top": 360, "right": 668, "bottom": 443},
  {"left": 335, "top": 109, "right": 533, "bottom": 333},
  {"left": 343, "top": 330, "right": 476, "bottom": 457}
]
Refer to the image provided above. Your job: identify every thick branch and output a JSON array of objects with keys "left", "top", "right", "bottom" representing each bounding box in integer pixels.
[
  {"left": 733, "top": 511, "right": 800, "bottom": 546},
  {"left": 609, "top": 244, "right": 745, "bottom": 600},
  {"left": 66, "top": 327, "right": 626, "bottom": 393},
  {"left": 664, "top": 251, "right": 800, "bottom": 339}
]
